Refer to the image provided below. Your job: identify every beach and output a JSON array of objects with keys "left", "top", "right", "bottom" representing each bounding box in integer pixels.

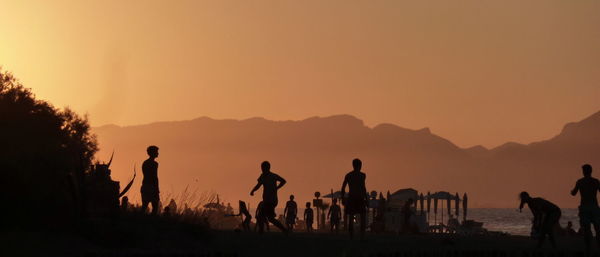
[{"left": 4, "top": 228, "right": 591, "bottom": 257}]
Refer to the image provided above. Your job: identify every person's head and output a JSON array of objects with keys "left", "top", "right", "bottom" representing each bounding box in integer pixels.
[
  {"left": 239, "top": 200, "right": 247, "bottom": 209},
  {"left": 147, "top": 145, "right": 159, "bottom": 158},
  {"left": 519, "top": 191, "right": 531, "bottom": 211},
  {"left": 261, "top": 161, "right": 271, "bottom": 173},
  {"left": 583, "top": 164, "right": 593, "bottom": 177},
  {"left": 290, "top": 195, "right": 295, "bottom": 200},
  {"left": 333, "top": 198, "right": 338, "bottom": 204},
  {"left": 306, "top": 202, "right": 311, "bottom": 208},
  {"left": 352, "top": 158, "right": 362, "bottom": 171}
]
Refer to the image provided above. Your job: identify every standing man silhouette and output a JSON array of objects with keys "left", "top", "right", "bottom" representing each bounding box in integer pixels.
[
  {"left": 304, "top": 202, "right": 314, "bottom": 232},
  {"left": 141, "top": 145, "right": 160, "bottom": 215},
  {"left": 341, "top": 158, "right": 368, "bottom": 240},
  {"left": 250, "top": 161, "right": 288, "bottom": 234},
  {"left": 284, "top": 195, "right": 298, "bottom": 231},
  {"left": 571, "top": 164, "right": 600, "bottom": 254},
  {"left": 328, "top": 198, "right": 342, "bottom": 233}
]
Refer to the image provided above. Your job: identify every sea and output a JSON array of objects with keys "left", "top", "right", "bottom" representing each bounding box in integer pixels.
[
  {"left": 264, "top": 208, "right": 579, "bottom": 236},
  {"left": 467, "top": 208, "right": 578, "bottom": 236}
]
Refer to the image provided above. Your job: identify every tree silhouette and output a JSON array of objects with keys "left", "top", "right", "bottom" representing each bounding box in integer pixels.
[{"left": 0, "top": 69, "right": 98, "bottom": 226}]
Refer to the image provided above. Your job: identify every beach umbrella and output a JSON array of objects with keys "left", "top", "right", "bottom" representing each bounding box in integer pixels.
[
  {"left": 433, "top": 197, "right": 438, "bottom": 224},
  {"left": 446, "top": 194, "right": 451, "bottom": 216},
  {"left": 427, "top": 191, "right": 431, "bottom": 222},
  {"left": 419, "top": 193, "right": 424, "bottom": 215},
  {"left": 323, "top": 191, "right": 342, "bottom": 199},
  {"left": 462, "top": 193, "right": 468, "bottom": 222},
  {"left": 455, "top": 192, "right": 460, "bottom": 218}
]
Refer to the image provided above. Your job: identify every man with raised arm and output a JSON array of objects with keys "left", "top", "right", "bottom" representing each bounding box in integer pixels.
[
  {"left": 341, "top": 158, "right": 368, "bottom": 240},
  {"left": 250, "top": 161, "right": 288, "bottom": 234},
  {"left": 572, "top": 164, "right": 600, "bottom": 254}
]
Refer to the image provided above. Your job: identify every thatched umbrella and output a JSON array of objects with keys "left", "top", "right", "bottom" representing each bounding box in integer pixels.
[
  {"left": 433, "top": 197, "right": 438, "bottom": 224},
  {"left": 462, "top": 193, "right": 468, "bottom": 222},
  {"left": 446, "top": 193, "right": 451, "bottom": 216},
  {"left": 426, "top": 192, "right": 431, "bottom": 221},
  {"left": 455, "top": 192, "right": 460, "bottom": 218},
  {"left": 419, "top": 193, "right": 424, "bottom": 215}
]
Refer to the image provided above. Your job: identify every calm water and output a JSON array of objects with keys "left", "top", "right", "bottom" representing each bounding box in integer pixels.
[
  {"left": 262, "top": 208, "right": 580, "bottom": 236},
  {"left": 464, "top": 208, "right": 578, "bottom": 236}
]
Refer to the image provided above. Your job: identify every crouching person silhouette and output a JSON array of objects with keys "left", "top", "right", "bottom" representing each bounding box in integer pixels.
[
  {"left": 250, "top": 161, "right": 288, "bottom": 234},
  {"left": 519, "top": 191, "right": 561, "bottom": 249}
]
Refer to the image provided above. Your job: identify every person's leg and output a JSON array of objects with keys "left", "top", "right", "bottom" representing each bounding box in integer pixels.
[
  {"left": 548, "top": 212, "right": 560, "bottom": 249},
  {"left": 348, "top": 214, "right": 355, "bottom": 239},
  {"left": 581, "top": 210, "right": 592, "bottom": 254},
  {"left": 360, "top": 212, "right": 366, "bottom": 240},
  {"left": 258, "top": 217, "right": 265, "bottom": 234},
  {"left": 536, "top": 216, "right": 548, "bottom": 249},
  {"left": 150, "top": 199, "right": 159, "bottom": 215}
]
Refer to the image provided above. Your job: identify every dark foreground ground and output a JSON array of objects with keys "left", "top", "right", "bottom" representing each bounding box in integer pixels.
[{"left": 2, "top": 229, "right": 595, "bottom": 257}]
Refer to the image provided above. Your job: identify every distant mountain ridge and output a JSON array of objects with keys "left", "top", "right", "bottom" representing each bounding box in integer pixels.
[{"left": 93, "top": 111, "right": 600, "bottom": 208}]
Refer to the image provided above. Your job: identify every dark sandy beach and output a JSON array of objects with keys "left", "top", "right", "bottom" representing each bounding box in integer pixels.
[{"left": 3, "top": 228, "right": 592, "bottom": 257}]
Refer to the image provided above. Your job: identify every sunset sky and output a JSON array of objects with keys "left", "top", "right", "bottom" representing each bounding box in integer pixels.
[{"left": 1, "top": 0, "right": 599, "bottom": 148}]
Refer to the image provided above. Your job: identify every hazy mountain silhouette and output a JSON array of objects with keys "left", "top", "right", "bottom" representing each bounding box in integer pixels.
[{"left": 93, "top": 111, "right": 600, "bottom": 208}]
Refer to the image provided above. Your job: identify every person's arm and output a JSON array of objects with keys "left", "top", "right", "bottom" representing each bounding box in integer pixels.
[
  {"left": 284, "top": 205, "right": 288, "bottom": 219},
  {"left": 363, "top": 174, "right": 369, "bottom": 202},
  {"left": 276, "top": 175, "right": 286, "bottom": 190},
  {"left": 304, "top": 209, "right": 307, "bottom": 220},
  {"left": 327, "top": 207, "right": 332, "bottom": 220},
  {"left": 341, "top": 177, "right": 348, "bottom": 200},
  {"left": 571, "top": 181, "right": 579, "bottom": 196},
  {"left": 250, "top": 182, "right": 261, "bottom": 196}
]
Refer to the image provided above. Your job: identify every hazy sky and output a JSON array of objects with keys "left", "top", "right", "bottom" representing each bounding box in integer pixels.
[{"left": 2, "top": 0, "right": 599, "bottom": 148}]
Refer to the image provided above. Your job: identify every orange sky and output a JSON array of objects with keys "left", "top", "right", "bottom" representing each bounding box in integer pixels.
[{"left": 1, "top": 0, "right": 599, "bottom": 148}]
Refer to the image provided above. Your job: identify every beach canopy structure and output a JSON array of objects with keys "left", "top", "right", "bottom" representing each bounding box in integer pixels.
[
  {"left": 455, "top": 192, "right": 460, "bottom": 217},
  {"left": 419, "top": 193, "right": 424, "bottom": 215},
  {"left": 323, "top": 191, "right": 342, "bottom": 199},
  {"left": 389, "top": 188, "right": 419, "bottom": 202},
  {"left": 446, "top": 194, "right": 451, "bottom": 215},
  {"left": 427, "top": 191, "right": 459, "bottom": 200},
  {"left": 463, "top": 193, "right": 468, "bottom": 222}
]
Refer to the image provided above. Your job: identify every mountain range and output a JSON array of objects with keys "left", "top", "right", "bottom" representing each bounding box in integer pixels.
[{"left": 92, "top": 111, "right": 600, "bottom": 208}]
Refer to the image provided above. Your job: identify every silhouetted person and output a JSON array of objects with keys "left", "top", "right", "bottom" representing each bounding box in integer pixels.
[
  {"left": 341, "top": 158, "right": 368, "bottom": 240},
  {"left": 402, "top": 198, "right": 415, "bottom": 234},
  {"left": 250, "top": 161, "right": 288, "bottom": 234},
  {"left": 571, "top": 164, "right": 600, "bottom": 254},
  {"left": 304, "top": 202, "right": 314, "bottom": 232},
  {"left": 235, "top": 201, "right": 252, "bottom": 232},
  {"left": 519, "top": 191, "right": 561, "bottom": 249},
  {"left": 328, "top": 198, "right": 342, "bottom": 233},
  {"left": 284, "top": 195, "right": 298, "bottom": 231},
  {"left": 141, "top": 145, "right": 160, "bottom": 215},
  {"left": 566, "top": 221, "right": 577, "bottom": 236},
  {"left": 121, "top": 196, "right": 129, "bottom": 211},
  {"left": 255, "top": 201, "right": 270, "bottom": 232}
]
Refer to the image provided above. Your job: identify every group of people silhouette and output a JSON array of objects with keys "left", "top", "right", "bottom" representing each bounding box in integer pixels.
[
  {"left": 138, "top": 144, "right": 600, "bottom": 251},
  {"left": 246, "top": 159, "right": 366, "bottom": 238},
  {"left": 519, "top": 164, "right": 600, "bottom": 254}
]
